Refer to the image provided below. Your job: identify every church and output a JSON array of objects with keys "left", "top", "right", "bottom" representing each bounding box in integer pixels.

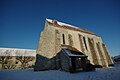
[{"left": 34, "top": 19, "right": 113, "bottom": 72}]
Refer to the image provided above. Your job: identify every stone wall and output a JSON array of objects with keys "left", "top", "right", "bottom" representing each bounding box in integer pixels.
[
  {"left": 59, "top": 52, "right": 71, "bottom": 72},
  {"left": 35, "top": 19, "right": 113, "bottom": 68},
  {"left": 36, "top": 21, "right": 56, "bottom": 58},
  {"left": 0, "top": 56, "right": 35, "bottom": 69},
  {"left": 0, "top": 48, "right": 36, "bottom": 69}
]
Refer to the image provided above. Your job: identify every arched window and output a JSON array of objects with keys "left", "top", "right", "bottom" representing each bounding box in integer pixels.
[
  {"left": 83, "top": 37, "right": 88, "bottom": 50},
  {"left": 62, "top": 34, "right": 65, "bottom": 44}
]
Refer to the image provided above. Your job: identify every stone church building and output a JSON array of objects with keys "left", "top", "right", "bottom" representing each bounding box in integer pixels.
[{"left": 34, "top": 19, "right": 113, "bottom": 71}]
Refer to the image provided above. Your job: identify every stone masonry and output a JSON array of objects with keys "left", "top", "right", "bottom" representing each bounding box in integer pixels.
[{"left": 36, "top": 18, "right": 113, "bottom": 68}]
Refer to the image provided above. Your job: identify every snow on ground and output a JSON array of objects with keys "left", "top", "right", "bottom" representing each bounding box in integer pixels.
[{"left": 0, "top": 63, "right": 120, "bottom": 80}]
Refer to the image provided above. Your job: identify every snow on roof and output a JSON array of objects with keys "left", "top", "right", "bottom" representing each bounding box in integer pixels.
[
  {"left": 61, "top": 45, "right": 80, "bottom": 52},
  {"left": 46, "top": 18, "right": 79, "bottom": 29},
  {"left": 0, "top": 48, "right": 36, "bottom": 56},
  {"left": 62, "top": 48, "right": 86, "bottom": 57},
  {"left": 46, "top": 18, "right": 97, "bottom": 36},
  {"left": 63, "top": 49, "right": 77, "bottom": 57}
]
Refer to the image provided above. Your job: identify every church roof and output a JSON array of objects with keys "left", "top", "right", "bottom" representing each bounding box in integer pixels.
[
  {"left": 62, "top": 46, "right": 87, "bottom": 58},
  {"left": 61, "top": 45, "right": 80, "bottom": 52},
  {"left": 61, "top": 45, "right": 87, "bottom": 58},
  {"left": 46, "top": 18, "right": 98, "bottom": 36}
]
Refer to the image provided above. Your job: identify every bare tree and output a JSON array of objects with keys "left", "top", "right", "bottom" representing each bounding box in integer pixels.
[
  {"left": 4, "top": 59, "right": 16, "bottom": 69},
  {"left": 0, "top": 50, "right": 12, "bottom": 69},
  {"left": 16, "top": 56, "right": 35, "bottom": 69},
  {"left": 0, "top": 56, "right": 7, "bottom": 69}
]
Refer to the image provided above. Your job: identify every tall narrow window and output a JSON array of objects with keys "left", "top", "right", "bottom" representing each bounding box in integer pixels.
[
  {"left": 83, "top": 37, "right": 88, "bottom": 50},
  {"left": 62, "top": 34, "right": 65, "bottom": 44}
]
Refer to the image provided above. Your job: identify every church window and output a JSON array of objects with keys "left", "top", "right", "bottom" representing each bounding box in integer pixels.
[
  {"left": 83, "top": 37, "right": 88, "bottom": 50},
  {"left": 62, "top": 34, "right": 65, "bottom": 44}
]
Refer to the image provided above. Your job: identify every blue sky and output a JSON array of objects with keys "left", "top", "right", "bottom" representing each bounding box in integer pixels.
[{"left": 0, "top": 0, "right": 120, "bottom": 56}]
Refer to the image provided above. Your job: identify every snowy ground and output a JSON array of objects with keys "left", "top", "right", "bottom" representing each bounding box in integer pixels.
[{"left": 0, "top": 63, "right": 120, "bottom": 80}]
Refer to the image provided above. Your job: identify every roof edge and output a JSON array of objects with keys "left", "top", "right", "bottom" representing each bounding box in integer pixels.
[{"left": 46, "top": 18, "right": 99, "bottom": 36}]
